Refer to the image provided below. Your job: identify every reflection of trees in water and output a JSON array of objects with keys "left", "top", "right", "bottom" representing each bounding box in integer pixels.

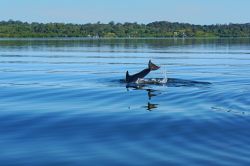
[{"left": 1, "top": 38, "right": 250, "bottom": 50}]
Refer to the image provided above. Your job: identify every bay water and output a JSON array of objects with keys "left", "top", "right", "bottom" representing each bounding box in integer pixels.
[{"left": 0, "top": 38, "right": 250, "bottom": 165}]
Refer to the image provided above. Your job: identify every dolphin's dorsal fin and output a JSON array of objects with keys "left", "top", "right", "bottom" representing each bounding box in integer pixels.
[
  {"left": 126, "top": 71, "right": 130, "bottom": 82},
  {"left": 148, "top": 60, "right": 152, "bottom": 69}
]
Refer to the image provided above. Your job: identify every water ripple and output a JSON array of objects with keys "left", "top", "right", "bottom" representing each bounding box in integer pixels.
[{"left": 0, "top": 39, "right": 250, "bottom": 165}]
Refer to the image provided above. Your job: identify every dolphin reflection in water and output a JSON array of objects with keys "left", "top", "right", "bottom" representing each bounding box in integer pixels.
[{"left": 127, "top": 86, "right": 160, "bottom": 111}]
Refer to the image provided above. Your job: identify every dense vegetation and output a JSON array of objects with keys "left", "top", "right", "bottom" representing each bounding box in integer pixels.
[{"left": 0, "top": 20, "right": 250, "bottom": 38}]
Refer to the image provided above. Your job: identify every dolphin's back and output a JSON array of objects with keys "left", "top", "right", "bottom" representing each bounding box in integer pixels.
[
  {"left": 125, "top": 60, "right": 160, "bottom": 83},
  {"left": 126, "top": 68, "right": 151, "bottom": 83}
]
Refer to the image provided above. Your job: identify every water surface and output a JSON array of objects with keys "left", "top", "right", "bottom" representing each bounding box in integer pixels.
[{"left": 0, "top": 38, "right": 250, "bottom": 165}]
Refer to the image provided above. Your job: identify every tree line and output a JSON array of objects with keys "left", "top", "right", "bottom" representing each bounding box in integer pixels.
[{"left": 0, "top": 20, "right": 250, "bottom": 38}]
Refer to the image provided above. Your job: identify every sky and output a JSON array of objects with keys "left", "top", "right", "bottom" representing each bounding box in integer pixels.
[{"left": 0, "top": 0, "right": 250, "bottom": 25}]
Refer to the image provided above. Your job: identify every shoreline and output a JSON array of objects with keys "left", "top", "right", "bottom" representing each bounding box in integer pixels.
[{"left": 1, "top": 37, "right": 250, "bottom": 41}]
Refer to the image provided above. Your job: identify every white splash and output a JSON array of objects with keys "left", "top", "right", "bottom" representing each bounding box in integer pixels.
[
  {"left": 160, "top": 66, "right": 168, "bottom": 84},
  {"left": 134, "top": 66, "right": 168, "bottom": 84}
]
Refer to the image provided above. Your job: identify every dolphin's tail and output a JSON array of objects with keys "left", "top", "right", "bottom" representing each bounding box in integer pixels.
[{"left": 148, "top": 60, "right": 160, "bottom": 71}]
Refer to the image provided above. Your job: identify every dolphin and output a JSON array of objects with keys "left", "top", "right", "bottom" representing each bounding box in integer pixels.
[{"left": 126, "top": 60, "right": 160, "bottom": 83}]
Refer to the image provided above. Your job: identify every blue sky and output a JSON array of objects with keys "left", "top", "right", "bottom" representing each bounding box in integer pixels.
[{"left": 0, "top": 0, "right": 249, "bottom": 25}]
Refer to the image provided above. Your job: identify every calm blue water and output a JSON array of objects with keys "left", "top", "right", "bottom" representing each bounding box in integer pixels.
[{"left": 0, "top": 38, "right": 250, "bottom": 165}]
